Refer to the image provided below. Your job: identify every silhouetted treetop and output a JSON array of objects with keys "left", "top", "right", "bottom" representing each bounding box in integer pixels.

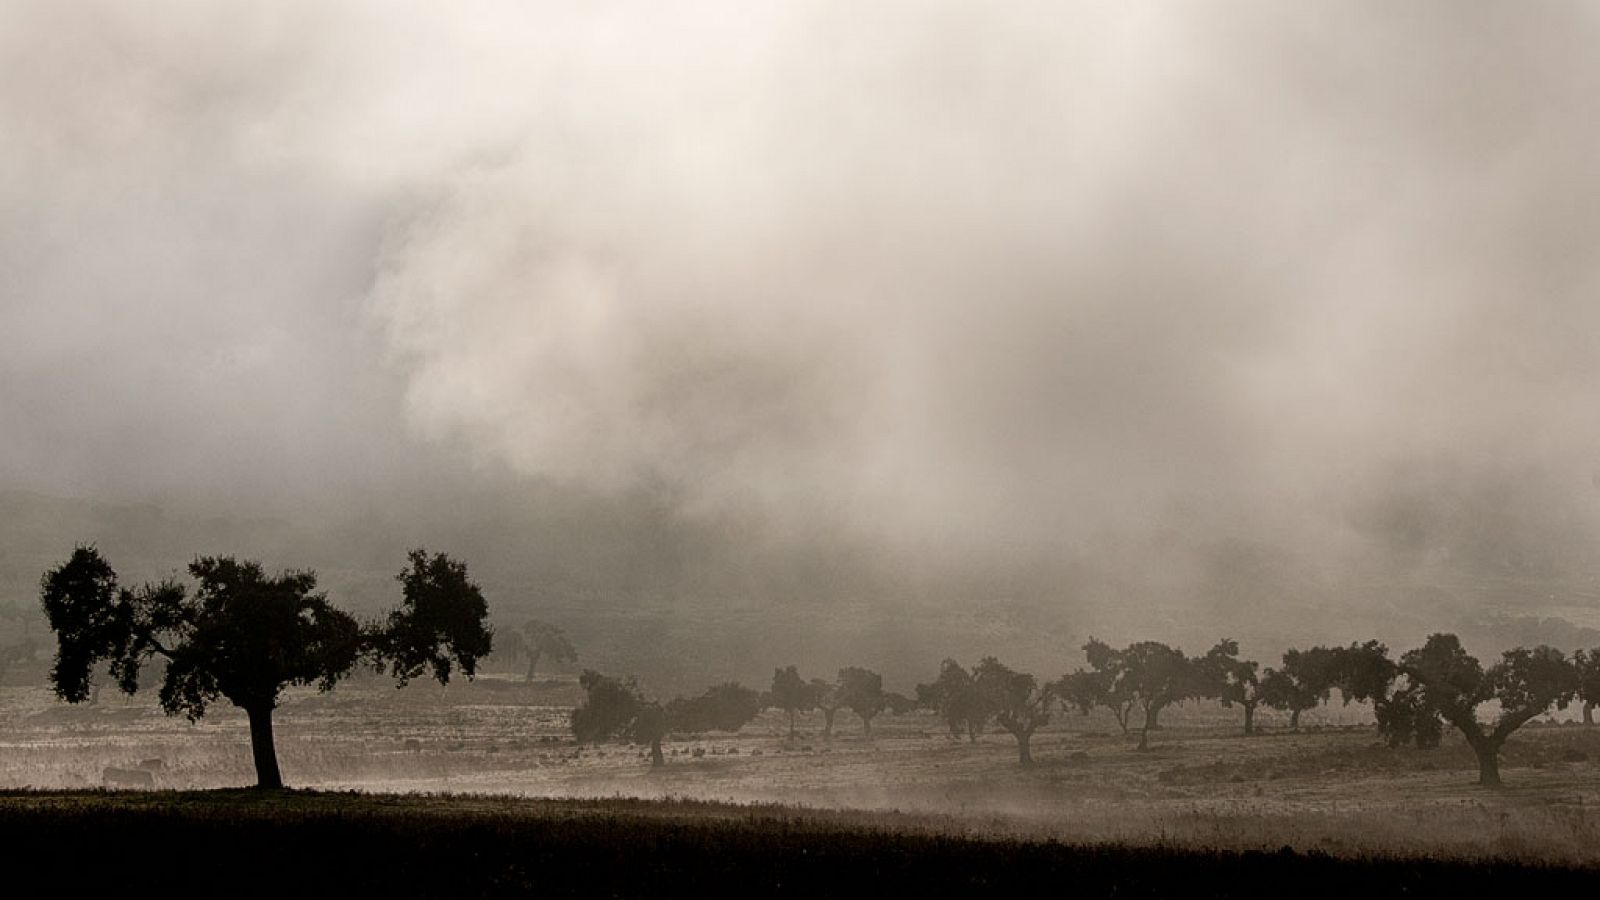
[
  {"left": 39, "top": 545, "right": 493, "bottom": 789},
  {"left": 375, "top": 549, "right": 493, "bottom": 687}
]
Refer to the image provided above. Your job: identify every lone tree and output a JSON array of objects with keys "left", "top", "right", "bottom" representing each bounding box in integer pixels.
[
  {"left": 837, "top": 666, "right": 888, "bottom": 738},
  {"left": 1574, "top": 647, "right": 1600, "bottom": 726},
  {"left": 514, "top": 619, "right": 577, "bottom": 682},
  {"left": 1258, "top": 646, "right": 1338, "bottom": 731},
  {"left": 1199, "top": 639, "right": 1262, "bottom": 735},
  {"left": 768, "top": 666, "right": 820, "bottom": 742},
  {"left": 972, "top": 657, "right": 1052, "bottom": 766},
  {"left": 40, "top": 546, "right": 492, "bottom": 789},
  {"left": 1399, "top": 634, "right": 1577, "bottom": 787},
  {"left": 494, "top": 628, "right": 530, "bottom": 675},
  {"left": 571, "top": 669, "right": 666, "bottom": 766},
  {"left": 917, "top": 659, "right": 990, "bottom": 742}
]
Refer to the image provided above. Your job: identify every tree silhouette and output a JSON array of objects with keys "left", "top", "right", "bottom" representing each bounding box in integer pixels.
[
  {"left": 811, "top": 678, "right": 843, "bottom": 740},
  {"left": 883, "top": 691, "right": 916, "bottom": 714},
  {"left": 574, "top": 674, "right": 759, "bottom": 765},
  {"left": 39, "top": 545, "right": 492, "bottom": 789},
  {"left": 1399, "top": 634, "right": 1577, "bottom": 787},
  {"left": 494, "top": 629, "right": 530, "bottom": 675},
  {"left": 836, "top": 666, "right": 887, "bottom": 738},
  {"left": 1199, "top": 639, "right": 1262, "bottom": 735},
  {"left": 917, "top": 659, "right": 989, "bottom": 742},
  {"left": 571, "top": 669, "right": 665, "bottom": 766},
  {"left": 767, "top": 666, "right": 820, "bottom": 742},
  {"left": 1574, "top": 648, "right": 1600, "bottom": 726},
  {"left": 666, "top": 682, "right": 762, "bottom": 734},
  {"left": 972, "top": 657, "right": 1052, "bottom": 766},
  {"left": 1055, "top": 638, "right": 1138, "bottom": 734},
  {"left": 1329, "top": 640, "right": 1442, "bottom": 749},
  {"left": 1258, "top": 646, "right": 1337, "bottom": 731},
  {"left": 516, "top": 619, "right": 577, "bottom": 681},
  {"left": 376, "top": 549, "right": 495, "bottom": 687},
  {"left": 1080, "top": 640, "right": 1198, "bottom": 750}
]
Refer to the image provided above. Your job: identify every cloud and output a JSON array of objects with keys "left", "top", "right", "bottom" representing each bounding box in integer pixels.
[{"left": 4, "top": 1, "right": 1600, "bottom": 621}]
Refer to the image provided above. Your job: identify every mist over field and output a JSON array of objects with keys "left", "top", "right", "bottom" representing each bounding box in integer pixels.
[{"left": 5, "top": 1, "right": 1600, "bottom": 691}]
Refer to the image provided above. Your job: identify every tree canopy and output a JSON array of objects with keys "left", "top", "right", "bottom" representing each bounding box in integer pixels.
[
  {"left": 1258, "top": 646, "right": 1338, "bottom": 731},
  {"left": 667, "top": 682, "right": 762, "bottom": 734},
  {"left": 1399, "top": 634, "right": 1577, "bottom": 786},
  {"left": 39, "top": 545, "right": 492, "bottom": 788},
  {"left": 917, "top": 658, "right": 989, "bottom": 742},
  {"left": 1197, "top": 639, "right": 1262, "bottom": 735},
  {"left": 1063, "top": 638, "right": 1200, "bottom": 749},
  {"left": 1574, "top": 648, "right": 1600, "bottom": 726},
  {"left": 972, "top": 657, "right": 1052, "bottom": 766},
  {"left": 836, "top": 666, "right": 887, "bottom": 737},
  {"left": 767, "top": 665, "right": 821, "bottom": 742}
]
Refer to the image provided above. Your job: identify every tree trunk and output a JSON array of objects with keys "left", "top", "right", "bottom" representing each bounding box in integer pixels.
[
  {"left": 966, "top": 721, "right": 978, "bottom": 743},
  {"left": 1290, "top": 708, "right": 1301, "bottom": 732},
  {"left": 787, "top": 709, "right": 798, "bottom": 742},
  {"left": 1016, "top": 731, "right": 1034, "bottom": 767},
  {"left": 823, "top": 708, "right": 836, "bottom": 741},
  {"left": 1584, "top": 701, "right": 1595, "bottom": 727},
  {"left": 524, "top": 649, "right": 542, "bottom": 683},
  {"left": 1137, "top": 703, "right": 1160, "bottom": 750},
  {"left": 862, "top": 713, "right": 872, "bottom": 739},
  {"left": 246, "top": 704, "right": 284, "bottom": 790},
  {"left": 1114, "top": 707, "right": 1129, "bottom": 734},
  {"left": 1243, "top": 703, "right": 1255, "bottom": 736},
  {"left": 649, "top": 738, "right": 664, "bottom": 768},
  {"left": 1473, "top": 737, "right": 1503, "bottom": 787}
]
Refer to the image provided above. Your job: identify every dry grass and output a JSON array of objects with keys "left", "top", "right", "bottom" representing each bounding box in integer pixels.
[{"left": 3, "top": 676, "right": 1599, "bottom": 865}]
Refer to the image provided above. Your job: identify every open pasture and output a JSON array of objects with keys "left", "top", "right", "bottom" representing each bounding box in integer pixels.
[{"left": 3, "top": 674, "right": 1599, "bottom": 865}]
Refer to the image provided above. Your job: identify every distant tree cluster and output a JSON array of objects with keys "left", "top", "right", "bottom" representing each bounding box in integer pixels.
[
  {"left": 571, "top": 671, "right": 762, "bottom": 766},
  {"left": 1054, "top": 634, "right": 1595, "bottom": 786}
]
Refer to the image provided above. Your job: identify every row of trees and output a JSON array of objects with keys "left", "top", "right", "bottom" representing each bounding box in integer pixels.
[
  {"left": 36, "top": 545, "right": 1600, "bottom": 790},
  {"left": 571, "top": 666, "right": 921, "bottom": 766},
  {"left": 573, "top": 637, "right": 1600, "bottom": 786},
  {"left": 923, "top": 637, "right": 1600, "bottom": 785}
]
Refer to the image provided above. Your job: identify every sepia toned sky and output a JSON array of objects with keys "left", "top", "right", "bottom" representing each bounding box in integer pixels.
[{"left": 4, "top": 2, "right": 1600, "bottom": 633}]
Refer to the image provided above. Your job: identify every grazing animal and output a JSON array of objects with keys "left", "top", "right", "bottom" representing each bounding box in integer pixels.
[
  {"left": 403, "top": 739, "right": 422, "bottom": 754},
  {"left": 103, "top": 767, "right": 155, "bottom": 788}
]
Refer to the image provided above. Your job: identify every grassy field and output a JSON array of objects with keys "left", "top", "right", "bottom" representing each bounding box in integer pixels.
[
  {"left": 4, "top": 672, "right": 1600, "bottom": 872},
  {"left": 1, "top": 788, "right": 1596, "bottom": 897}
]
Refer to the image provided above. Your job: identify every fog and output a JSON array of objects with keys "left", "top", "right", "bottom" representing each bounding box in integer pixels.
[{"left": 5, "top": 2, "right": 1600, "bottom": 682}]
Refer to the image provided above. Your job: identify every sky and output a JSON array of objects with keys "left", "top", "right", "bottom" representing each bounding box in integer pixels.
[{"left": 4, "top": 2, "right": 1600, "bottom": 643}]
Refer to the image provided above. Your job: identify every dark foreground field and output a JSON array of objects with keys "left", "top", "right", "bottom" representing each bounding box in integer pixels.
[{"left": 1, "top": 790, "right": 1595, "bottom": 898}]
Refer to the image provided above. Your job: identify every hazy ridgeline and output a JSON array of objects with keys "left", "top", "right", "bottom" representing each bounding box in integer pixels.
[{"left": 4, "top": 490, "right": 1600, "bottom": 700}]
